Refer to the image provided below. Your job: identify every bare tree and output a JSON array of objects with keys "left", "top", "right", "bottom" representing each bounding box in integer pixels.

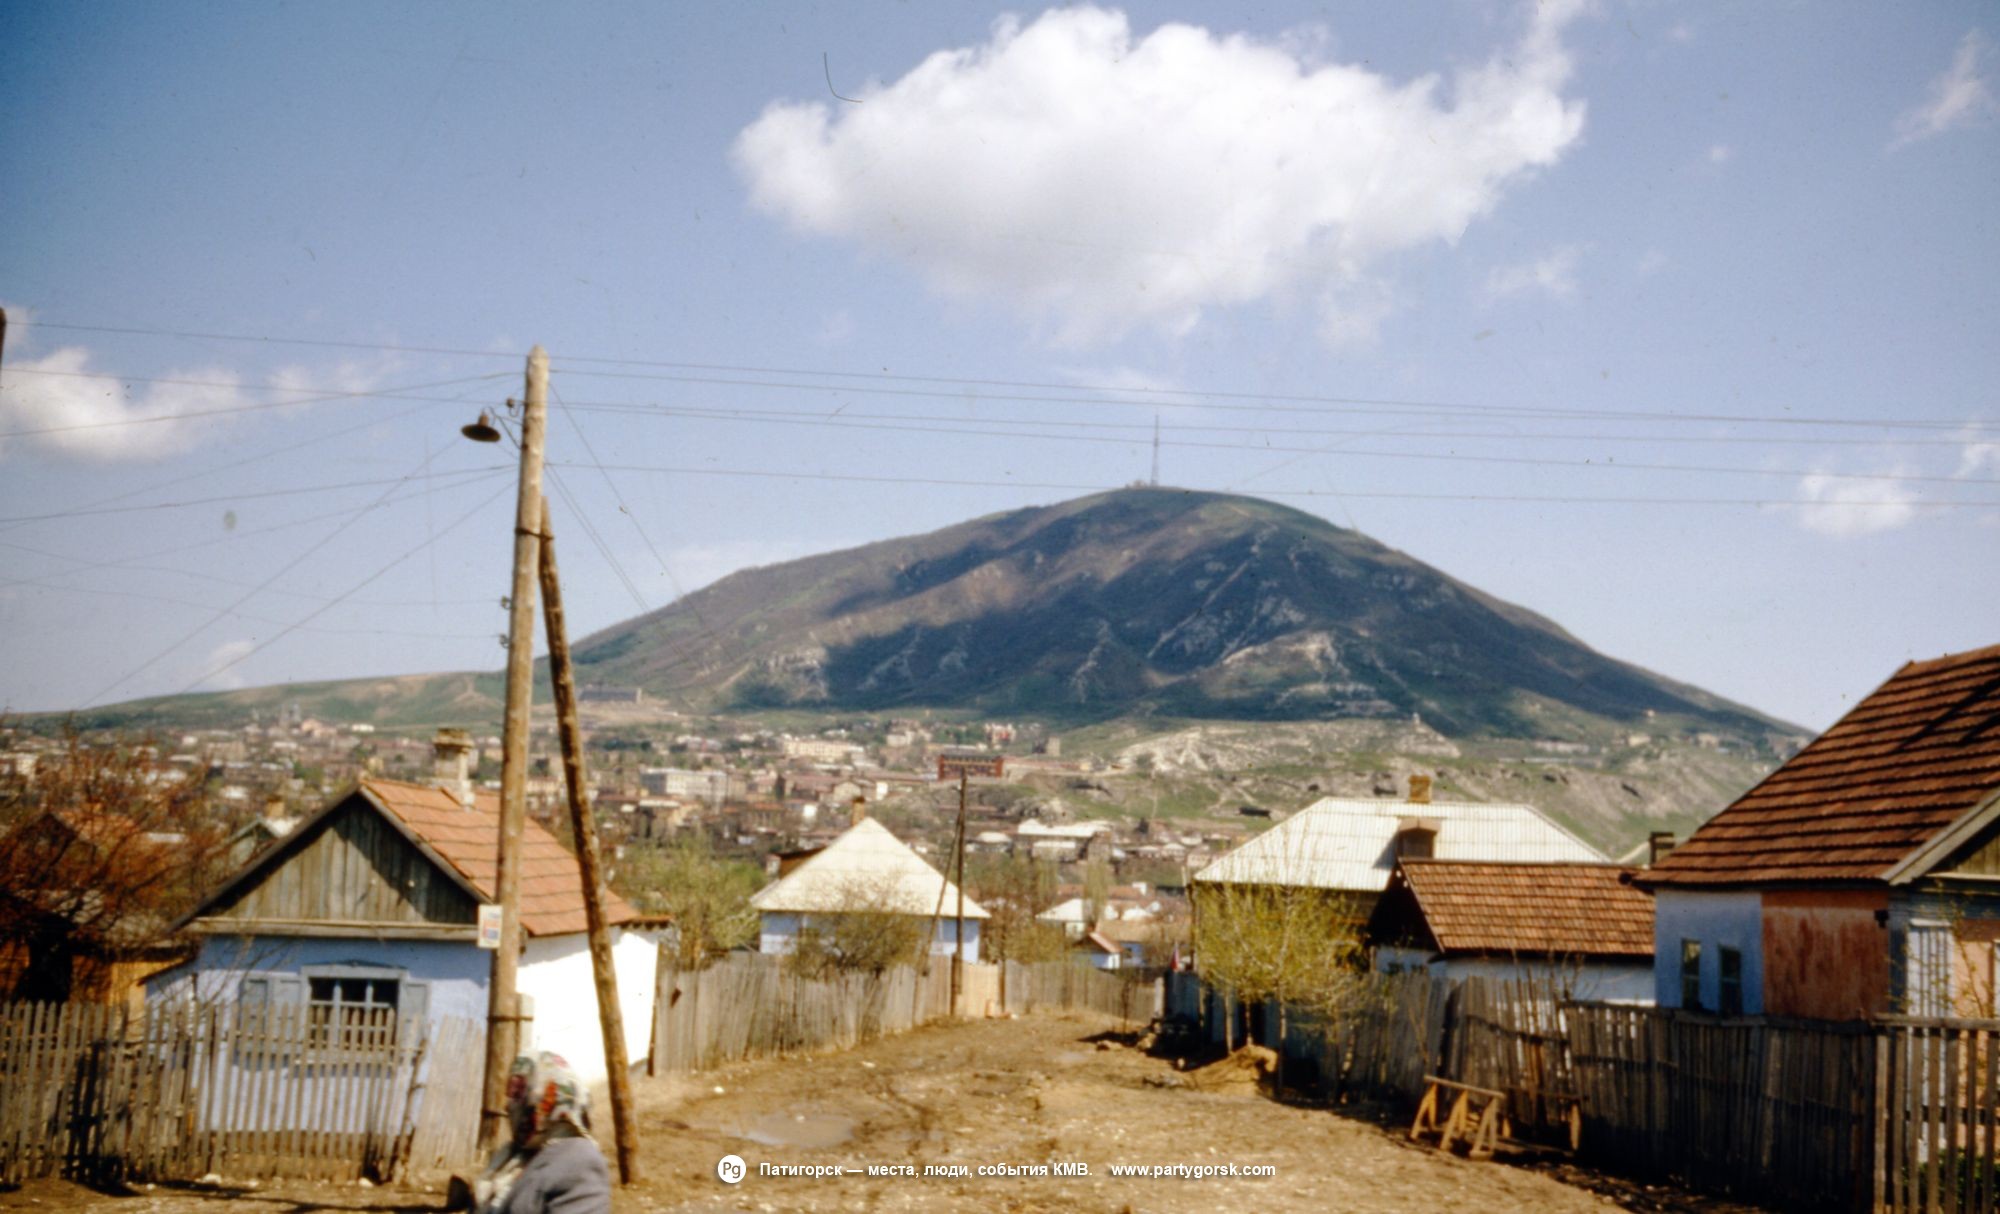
[
  {"left": 784, "top": 878, "right": 930, "bottom": 979},
  {"left": 612, "top": 833, "right": 762, "bottom": 968},
  {"left": 0, "top": 728, "right": 231, "bottom": 1001},
  {"left": 966, "top": 853, "right": 1068, "bottom": 965}
]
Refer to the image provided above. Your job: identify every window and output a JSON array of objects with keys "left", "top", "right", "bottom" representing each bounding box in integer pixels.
[
  {"left": 1907, "top": 923, "right": 1952, "bottom": 1016},
  {"left": 1680, "top": 939, "right": 1703, "bottom": 1010},
  {"left": 1718, "top": 947, "right": 1743, "bottom": 1016},
  {"left": 309, "top": 974, "right": 401, "bottom": 1051}
]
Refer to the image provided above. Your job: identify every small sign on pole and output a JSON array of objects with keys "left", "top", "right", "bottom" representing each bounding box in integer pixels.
[
  {"left": 478, "top": 904, "right": 504, "bottom": 949},
  {"left": 937, "top": 752, "right": 1003, "bottom": 781}
]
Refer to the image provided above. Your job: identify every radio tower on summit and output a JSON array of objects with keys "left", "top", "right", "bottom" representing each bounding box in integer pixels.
[{"left": 1150, "top": 412, "right": 1161, "bottom": 487}]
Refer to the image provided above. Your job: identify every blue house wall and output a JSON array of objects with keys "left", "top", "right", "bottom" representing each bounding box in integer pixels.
[
  {"left": 150, "top": 933, "right": 490, "bottom": 1025},
  {"left": 1653, "top": 889, "right": 1764, "bottom": 1014}
]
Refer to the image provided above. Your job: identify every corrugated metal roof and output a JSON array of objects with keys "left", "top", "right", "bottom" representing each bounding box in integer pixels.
[
  {"left": 1393, "top": 860, "right": 1653, "bottom": 958},
  {"left": 1644, "top": 643, "right": 2000, "bottom": 888},
  {"left": 1193, "top": 796, "right": 1604, "bottom": 893},
  {"left": 750, "top": 817, "right": 989, "bottom": 918}
]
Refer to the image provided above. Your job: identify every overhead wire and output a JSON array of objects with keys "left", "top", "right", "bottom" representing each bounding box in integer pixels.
[
  {"left": 80, "top": 443, "right": 489, "bottom": 706},
  {"left": 15, "top": 316, "right": 1996, "bottom": 434},
  {"left": 0, "top": 368, "right": 509, "bottom": 440},
  {"left": 166, "top": 482, "right": 513, "bottom": 701},
  {"left": 554, "top": 402, "right": 2000, "bottom": 489},
  {"left": 547, "top": 460, "right": 2000, "bottom": 509},
  {"left": 0, "top": 467, "right": 506, "bottom": 526}
]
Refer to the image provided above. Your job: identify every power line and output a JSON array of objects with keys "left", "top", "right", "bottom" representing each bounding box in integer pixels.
[
  {"left": 0, "top": 467, "right": 506, "bottom": 525},
  {"left": 15, "top": 317, "right": 1995, "bottom": 435},
  {"left": 161, "top": 483, "right": 512, "bottom": 703},
  {"left": 554, "top": 404, "right": 2000, "bottom": 488},
  {"left": 547, "top": 460, "right": 2000, "bottom": 509},
  {"left": 80, "top": 446, "right": 488, "bottom": 706},
  {"left": 0, "top": 368, "right": 508, "bottom": 439},
  {"left": 8, "top": 577, "right": 492, "bottom": 641},
  {"left": 0, "top": 474, "right": 507, "bottom": 590}
]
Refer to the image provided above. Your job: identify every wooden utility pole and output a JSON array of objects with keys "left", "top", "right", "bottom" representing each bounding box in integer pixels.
[
  {"left": 536, "top": 504, "right": 641, "bottom": 1184},
  {"left": 479, "top": 346, "right": 547, "bottom": 1151},
  {"left": 950, "top": 770, "right": 969, "bottom": 1014}
]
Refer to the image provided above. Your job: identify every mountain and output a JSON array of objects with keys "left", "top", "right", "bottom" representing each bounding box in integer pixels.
[{"left": 565, "top": 487, "right": 1793, "bottom": 740}]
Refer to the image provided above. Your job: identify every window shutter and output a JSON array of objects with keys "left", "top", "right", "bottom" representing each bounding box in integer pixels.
[
  {"left": 273, "top": 973, "right": 307, "bottom": 1006},
  {"left": 399, "top": 980, "right": 430, "bottom": 1033}
]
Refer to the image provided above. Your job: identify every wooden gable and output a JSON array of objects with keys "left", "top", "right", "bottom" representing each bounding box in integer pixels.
[
  {"left": 195, "top": 793, "right": 479, "bottom": 939},
  {"left": 1935, "top": 814, "right": 2000, "bottom": 882}
]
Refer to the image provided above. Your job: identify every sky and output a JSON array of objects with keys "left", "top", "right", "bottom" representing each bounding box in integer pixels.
[{"left": 0, "top": 1, "right": 1995, "bottom": 733}]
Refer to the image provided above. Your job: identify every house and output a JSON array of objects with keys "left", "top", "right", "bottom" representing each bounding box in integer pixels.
[
  {"left": 750, "top": 816, "right": 988, "bottom": 961},
  {"left": 1637, "top": 644, "right": 2000, "bottom": 1020},
  {"left": 1367, "top": 859, "right": 1654, "bottom": 1004},
  {"left": 1072, "top": 929, "right": 1122, "bottom": 971},
  {"left": 146, "top": 731, "right": 663, "bottom": 1085},
  {"left": 1193, "top": 777, "right": 1605, "bottom": 921}
]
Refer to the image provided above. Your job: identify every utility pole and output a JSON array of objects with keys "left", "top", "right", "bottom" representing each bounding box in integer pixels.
[
  {"left": 536, "top": 502, "right": 641, "bottom": 1184},
  {"left": 479, "top": 346, "right": 547, "bottom": 1152},
  {"left": 950, "top": 770, "right": 969, "bottom": 1015}
]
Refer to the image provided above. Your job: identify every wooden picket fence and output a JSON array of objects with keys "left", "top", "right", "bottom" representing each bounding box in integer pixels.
[
  {"left": 1164, "top": 971, "right": 2000, "bottom": 1213},
  {"left": 0, "top": 1000, "right": 481, "bottom": 1185}
]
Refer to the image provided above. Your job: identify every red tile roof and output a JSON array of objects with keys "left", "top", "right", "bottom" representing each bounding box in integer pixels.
[
  {"left": 359, "top": 778, "right": 635, "bottom": 937},
  {"left": 1392, "top": 860, "right": 1654, "bottom": 958},
  {"left": 1644, "top": 644, "right": 2000, "bottom": 888}
]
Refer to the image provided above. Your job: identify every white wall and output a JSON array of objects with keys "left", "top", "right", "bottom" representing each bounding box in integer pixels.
[
  {"left": 758, "top": 912, "right": 980, "bottom": 962},
  {"left": 518, "top": 927, "right": 661, "bottom": 1086}
]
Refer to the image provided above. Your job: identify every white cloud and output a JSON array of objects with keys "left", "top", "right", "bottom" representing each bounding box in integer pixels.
[
  {"left": 1484, "top": 245, "right": 1583, "bottom": 301},
  {"left": 1635, "top": 248, "right": 1670, "bottom": 277},
  {"left": 0, "top": 315, "right": 397, "bottom": 462},
  {"left": 1792, "top": 469, "right": 1919, "bottom": 537},
  {"left": 1957, "top": 431, "right": 2000, "bottom": 479},
  {"left": 0, "top": 344, "right": 250, "bottom": 462},
  {"left": 1706, "top": 143, "right": 1733, "bottom": 165},
  {"left": 192, "top": 639, "right": 259, "bottom": 692},
  {"left": 733, "top": 3, "right": 1588, "bottom": 347},
  {"left": 1891, "top": 30, "right": 1996, "bottom": 149}
]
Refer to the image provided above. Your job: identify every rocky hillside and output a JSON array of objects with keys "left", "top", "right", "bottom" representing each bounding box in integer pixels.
[{"left": 569, "top": 488, "right": 1794, "bottom": 741}]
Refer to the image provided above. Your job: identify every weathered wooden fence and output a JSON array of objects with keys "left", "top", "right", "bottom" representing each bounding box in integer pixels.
[
  {"left": 1165, "top": 972, "right": 2000, "bottom": 1213},
  {"left": 0, "top": 1001, "right": 482, "bottom": 1185},
  {"left": 653, "top": 956, "right": 1162, "bottom": 1075},
  {"left": 1002, "top": 961, "right": 1159, "bottom": 1022}
]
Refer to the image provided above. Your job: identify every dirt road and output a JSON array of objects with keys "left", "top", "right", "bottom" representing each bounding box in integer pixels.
[{"left": 7, "top": 1012, "right": 1745, "bottom": 1214}]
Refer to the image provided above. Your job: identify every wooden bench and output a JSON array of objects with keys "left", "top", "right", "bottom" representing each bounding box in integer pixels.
[{"left": 1409, "top": 1075, "right": 1512, "bottom": 1160}]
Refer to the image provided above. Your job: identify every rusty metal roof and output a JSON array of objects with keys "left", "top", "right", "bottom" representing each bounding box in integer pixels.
[
  {"left": 1644, "top": 643, "right": 2000, "bottom": 889},
  {"left": 359, "top": 777, "right": 636, "bottom": 937},
  {"left": 1391, "top": 860, "right": 1654, "bottom": 958}
]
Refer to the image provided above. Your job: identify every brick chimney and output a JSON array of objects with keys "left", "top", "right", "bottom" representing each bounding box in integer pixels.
[
  {"left": 263, "top": 793, "right": 287, "bottom": 821},
  {"left": 1406, "top": 773, "right": 1433, "bottom": 805},
  {"left": 432, "top": 728, "right": 475, "bottom": 810},
  {"left": 1649, "top": 831, "right": 1677, "bottom": 866},
  {"left": 848, "top": 795, "right": 867, "bottom": 828}
]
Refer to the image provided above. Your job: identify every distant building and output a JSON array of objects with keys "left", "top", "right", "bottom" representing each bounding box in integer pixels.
[
  {"left": 1368, "top": 859, "right": 1654, "bottom": 1004},
  {"left": 750, "top": 817, "right": 987, "bottom": 962},
  {"left": 640, "top": 766, "right": 729, "bottom": 808},
  {"left": 1193, "top": 778, "right": 1604, "bottom": 923},
  {"left": 783, "top": 737, "right": 866, "bottom": 765}
]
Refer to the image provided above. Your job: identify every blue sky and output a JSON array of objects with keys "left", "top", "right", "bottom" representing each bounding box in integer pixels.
[{"left": 1, "top": 1, "right": 1995, "bottom": 732}]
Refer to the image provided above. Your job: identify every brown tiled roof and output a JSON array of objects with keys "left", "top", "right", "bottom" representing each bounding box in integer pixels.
[
  {"left": 360, "top": 778, "right": 635, "bottom": 937},
  {"left": 1394, "top": 860, "right": 1654, "bottom": 958},
  {"left": 1644, "top": 644, "right": 2000, "bottom": 888}
]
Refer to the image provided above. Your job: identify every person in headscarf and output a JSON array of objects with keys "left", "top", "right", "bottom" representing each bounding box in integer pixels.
[{"left": 476, "top": 1051, "right": 611, "bottom": 1214}]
